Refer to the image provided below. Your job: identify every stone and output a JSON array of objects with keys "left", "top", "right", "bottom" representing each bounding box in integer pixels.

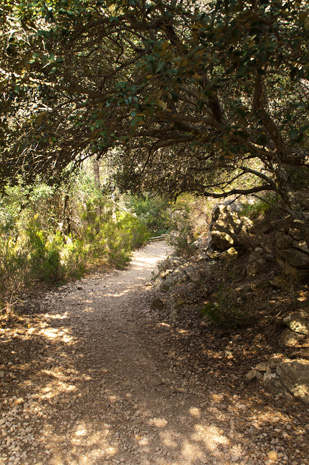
[
  {"left": 268, "top": 451, "right": 278, "bottom": 461},
  {"left": 283, "top": 249, "right": 309, "bottom": 269},
  {"left": 211, "top": 230, "right": 234, "bottom": 250},
  {"left": 246, "top": 258, "right": 268, "bottom": 277},
  {"left": 220, "top": 247, "right": 238, "bottom": 261},
  {"left": 268, "top": 357, "right": 282, "bottom": 370},
  {"left": 283, "top": 312, "right": 309, "bottom": 335},
  {"left": 209, "top": 203, "right": 251, "bottom": 251},
  {"left": 245, "top": 369, "right": 258, "bottom": 381},
  {"left": 184, "top": 265, "right": 201, "bottom": 282},
  {"left": 280, "top": 329, "right": 307, "bottom": 347},
  {"left": 246, "top": 247, "right": 269, "bottom": 277},
  {"left": 256, "top": 362, "right": 268, "bottom": 372},
  {"left": 289, "top": 226, "right": 304, "bottom": 241},
  {"left": 275, "top": 215, "right": 309, "bottom": 281},
  {"left": 276, "top": 359, "right": 309, "bottom": 404},
  {"left": 158, "top": 269, "right": 187, "bottom": 291},
  {"left": 271, "top": 275, "right": 290, "bottom": 289}
]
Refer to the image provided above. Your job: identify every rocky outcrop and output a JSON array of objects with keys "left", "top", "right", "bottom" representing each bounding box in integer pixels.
[
  {"left": 246, "top": 247, "right": 273, "bottom": 277},
  {"left": 247, "top": 357, "right": 309, "bottom": 404},
  {"left": 248, "top": 310, "right": 309, "bottom": 403},
  {"left": 280, "top": 311, "right": 309, "bottom": 348},
  {"left": 209, "top": 203, "right": 252, "bottom": 251},
  {"left": 154, "top": 254, "right": 211, "bottom": 292},
  {"left": 274, "top": 215, "right": 309, "bottom": 281},
  {"left": 276, "top": 359, "right": 309, "bottom": 403},
  {"left": 284, "top": 311, "right": 309, "bottom": 335},
  {"left": 262, "top": 358, "right": 309, "bottom": 404}
]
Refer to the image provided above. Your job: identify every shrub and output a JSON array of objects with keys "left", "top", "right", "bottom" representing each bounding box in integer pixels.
[
  {"left": 201, "top": 285, "right": 248, "bottom": 328},
  {"left": 240, "top": 193, "right": 278, "bottom": 220},
  {"left": 0, "top": 175, "right": 155, "bottom": 313},
  {"left": 128, "top": 194, "right": 171, "bottom": 236}
]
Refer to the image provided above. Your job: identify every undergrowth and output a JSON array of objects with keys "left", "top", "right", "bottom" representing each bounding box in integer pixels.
[{"left": 0, "top": 175, "right": 166, "bottom": 315}]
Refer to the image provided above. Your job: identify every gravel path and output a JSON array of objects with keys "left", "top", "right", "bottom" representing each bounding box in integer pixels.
[{"left": 0, "top": 241, "right": 308, "bottom": 465}]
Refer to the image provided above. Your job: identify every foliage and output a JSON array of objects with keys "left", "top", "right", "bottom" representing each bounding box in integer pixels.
[
  {"left": 0, "top": 174, "right": 151, "bottom": 313},
  {"left": 168, "top": 194, "right": 196, "bottom": 256},
  {"left": 0, "top": 0, "right": 308, "bottom": 209},
  {"left": 201, "top": 285, "right": 249, "bottom": 328},
  {"left": 81, "top": 196, "right": 150, "bottom": 268},
  {"left": 128, "top": 194, "right": 171, "bottom": 236},
  {"left": 168, "top": 193, "right": 214, "bottom": 255},
  {"left": 240, "top": 193, "right": 278, "bottom": 219}
]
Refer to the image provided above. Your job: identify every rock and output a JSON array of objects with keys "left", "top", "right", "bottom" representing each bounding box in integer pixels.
[
  {"left": 271, "top": 275, "right": 290, "bottom": 289},
  {"left": 210, "top": 204, "right": 252, "bottom": 251},
  {"left": 158, "top": 269, "right": 188, "bottom": 291},
  {"left": 246, "top": 247, "right": 269, "bottom": 277},
  {"left": 268, "top": 357, "right": 282, "bottom": 370},
  {"left": 256, "top": 362, "right": 268, "bottom": 372},
  {"left": 246, "top": 259, "right": 268, "bottom": 277},
  {"left": 184, "top": 265, "right": 201, "bottom": 282},
  {"left": 283, "top": 248, "right": 309, "bottom": 269},
  {"left": 263, "top": 357, "right": 309, "bottom": 404},
  {"left": 276, "top": 359, "right": 309, "bottom": 404},
  {"left": 245, "top": 369, "right": 258, "bottom": 381},
  {"left": 280, "top": 329, "right": 307, "bottom": 347},
  {"left": 268, "top": 451, "right": 278, "bottom": 461},
  {"left": 211, "top": 230, "right": 235, "bottom": 250},
  {"left": 275, "top": 215, "right": 309, "bottom": 281},
  {"left": 220, "top": 247, "right": 238, "bottom": 261},
  {"left": 206, "top": 250, "right": 222, "bottom": 260},
  {"left": 283, "top": 311, "right": 309, "bottom": 335}
]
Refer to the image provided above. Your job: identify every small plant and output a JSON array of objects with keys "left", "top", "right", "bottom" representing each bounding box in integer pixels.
[
  {"left": 201, "top": 285, "right": 249, "bottom": 328},
  {"left": 240, "top": 193, "right": 278, "bottom": 220}
]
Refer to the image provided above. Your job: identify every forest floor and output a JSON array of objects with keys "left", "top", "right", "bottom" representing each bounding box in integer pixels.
[{"left": 0, "top": 241, "right": 308, "bottom": 465}]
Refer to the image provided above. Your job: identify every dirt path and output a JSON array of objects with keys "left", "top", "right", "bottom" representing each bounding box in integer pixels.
[{"left": 0, "top": 241, "right": 308, "bottom": 465}]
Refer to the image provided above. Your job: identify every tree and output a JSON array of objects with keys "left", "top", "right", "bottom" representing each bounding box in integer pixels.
[{"left": 0, "top": 0, "right": 308, "bottom": 207}]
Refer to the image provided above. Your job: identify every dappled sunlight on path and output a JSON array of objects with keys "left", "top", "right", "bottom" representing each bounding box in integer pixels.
[{"left": 0, "top": 242, "right": 308, "bottom": 465}]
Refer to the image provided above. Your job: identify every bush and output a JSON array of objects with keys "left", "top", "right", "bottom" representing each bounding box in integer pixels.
[
  {"left": 0, "top": 175, "right": 156, "bottom": 313},
  {"left": 240, "top": 193, "right": 278, "bottom": 220},
  {"left": 201, "top": 285, "right": 249, "bottom": 328},
  {"left": 128, "top": 194, "right": 171, "bottom": 236},
  {"left": 166, "top": 194, "right": 210, "bottom": 256}
]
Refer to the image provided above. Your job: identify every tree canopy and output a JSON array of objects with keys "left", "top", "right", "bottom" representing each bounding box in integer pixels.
[{"left": 0, "top": 0, "right": 308, "bottom": 202}]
